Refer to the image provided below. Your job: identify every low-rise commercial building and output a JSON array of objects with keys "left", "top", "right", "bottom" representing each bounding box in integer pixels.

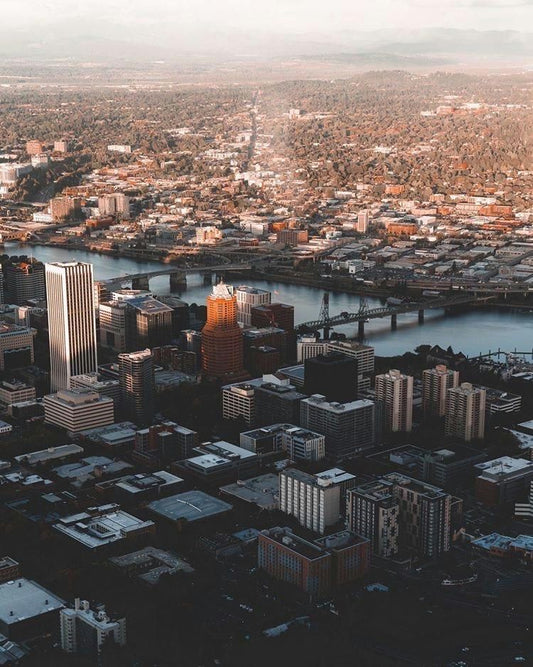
[
  {"left": 475, "top": 456, "right": 533, "bottom": 507},
  {"left": 0, "top": 578, "right": 65, "bottom": 641},
  {"left": 43, "top": 390, "right": 114, "bottom": 433}
]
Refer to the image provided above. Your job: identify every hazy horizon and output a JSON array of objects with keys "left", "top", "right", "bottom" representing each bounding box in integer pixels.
[{"left": 1, "top": 0, "right": 532, "bottom": 62}]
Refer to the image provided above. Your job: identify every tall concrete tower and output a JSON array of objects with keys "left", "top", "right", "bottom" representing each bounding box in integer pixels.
[{"left": 46, "top": 262, "right": 97, "bottom": 391}]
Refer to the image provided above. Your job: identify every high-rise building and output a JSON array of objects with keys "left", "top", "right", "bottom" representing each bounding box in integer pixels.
[
  {"left": 346, "top": 480, "right": 400, "bottom": 558},
  {"left": 49, "top": 196, "right": 81, "bottom": 221},
  {"left": 125, "top": 297, "right": 174, "bottom": 350},
  {"left": 422, "top": 364, "right": 459, "bottom": 417},
  {"left": 445, "top": 382, "right": 486, "bottom": 442},
  {"left": 0, "top": 322, "right": 34, "bottom": 371},
  {"left": 45, "top": 262, "right": 97, "bottom": 392},
  {"left": 118, "top": 349, "right": 154, "bottom": 426},
  {"left": 357, "top": 210, "right": 369, "bottom": 233},
  {"left": 304, "top": 352, "right": 357, "bottom": 402},
  {"left": 348, "top": 474, "right": 452, "bottom": 559},
  {"left": 26, "top": 140, "right": 44, "bottom": 156},
  {"left": 201, "top": 283, "right": 245, "bottom": 381},
  {"left": 255, "top": 380, "right": 306, "bottom": 426},
  {"left": 384, "top": 472, "right": 452, "bottom": 558},
  {"left": 300, "top": 394, "right": 375, "bottom": 461},
  {"left": 325, "top": 340, "right": 375, "bottom": 394},
  {"left": 99, "top": 301, "right": 128, "bottom": 352},
  {"left": 297, "top": 335, "right": 327, "bottom": 363},
  {"left": 3, "top": 260, "right": 46, "bottom": 305},
  {"left": 235, "top": 286, "right": 271, "bottom": 327},
  {"left": 98, "top": 193, "right": 130, "bottom": 219},
  {"left": 375, "top": 369, "right": 413, "bottom": 433},
  {"left": 222, "top": 382, "right": 257, "bottom": 426},
  {"left": 60, "top": 599, "right": 126, "bottom": 659},
  {"left": 279, "top": 468, "right": 342, "bottom": 534}
]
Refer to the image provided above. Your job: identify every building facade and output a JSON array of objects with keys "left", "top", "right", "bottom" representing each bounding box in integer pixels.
[
  {"left": 46, "top": 262, "right": 98, "bottom": 391},
  {"left": 445, "top": 382, "right": 486, "bottom": 442},
  {"left": 375, "top": 369, "right": 413, "bottom": 433}
]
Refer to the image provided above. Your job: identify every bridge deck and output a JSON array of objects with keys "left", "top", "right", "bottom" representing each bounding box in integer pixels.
[{"left": 298, "top": 294, "right": 495, "bottom": 330}]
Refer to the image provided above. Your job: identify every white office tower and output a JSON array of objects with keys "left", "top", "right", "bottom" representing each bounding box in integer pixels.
[
  {"left": 357, "top": 210, "right": 369, "bottom": 233},
  {"left": 422, "top": 364, "right": 459, "bottom": 417},
  {"left": 235, "top": 286, "right": 271, "bottom": 327},
  {"left": 445, "top": 382, "right": 486, "bottom": 442},
  {"left": 279, "top": 468, "right": 341, "bottom": 534},
  {"left": 46, "top": 262, "right": 98, "bottom": 391},
  {"left": 375, "top": 369, "right": 413, "bottom": 433},
  {"left": 297, "top": 335, "right": 327, "bottom": 363},
  {"left": 61, "top": 598, "right": 126, "bottom": 658}
]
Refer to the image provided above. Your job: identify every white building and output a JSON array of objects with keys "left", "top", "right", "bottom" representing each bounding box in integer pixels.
[
  {"left": 375, "top": 369, "right": 413, "bottom": 433},
  {"left": 445, "top": 383, "right": 486, "bottom": 442},
  {"left": 235, "top": 286, "right": 271, "bottom": 327},
  {"left": 44, "top": 390, "right": 114, "bottom": 433},
  {"left": 61, "top": 598, "right": 126, "bottom": 658},
  {"left": 222, "top": 382, "right": 257, "bottom": 425},
  {"left": 45, "top": 262, "right": 98, "bottom": 391},
  {"left": 279, "top": 468, "right": 342, "bottom": 534},
  {"left": 422, "top": 364, "right": 459, "bottom": 417},
  {"left": 296, "top": 335, "right": 327, "bottom": 363},
  {"left": 300, "top": 394, "right": 375, "bottom": 461}
]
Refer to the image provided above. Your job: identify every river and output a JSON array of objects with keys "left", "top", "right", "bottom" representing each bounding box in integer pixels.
[{"left": 7, "top": 243, "right": 533, "bottom": 358}]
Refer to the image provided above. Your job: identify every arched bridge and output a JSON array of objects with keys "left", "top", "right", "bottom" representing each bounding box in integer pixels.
[{"left": 102, "top": 263, "right": 252, "bottom": 291}]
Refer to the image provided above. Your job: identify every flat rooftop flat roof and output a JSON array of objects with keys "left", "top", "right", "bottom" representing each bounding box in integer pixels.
[
  {"left": 14, "top": 444, "right": 83, "bottom": 465},
  {"left": 475, "top": 456, "right": 533, "bottom": 478},
  {"left": 54, "top": 506, "right": 154, "bottom": 549},
  {"left": 148, "top": 491, "right": 233, "bottom": 523},
  {"left": 0, "top": 579, "right": 64, "bottom": 625},
  {"left": 220, "top": 474, "right": 279, "bottom": 510}
]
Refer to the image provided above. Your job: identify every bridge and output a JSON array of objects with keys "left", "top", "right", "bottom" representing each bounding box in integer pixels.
[
  {"left": 298, "top": 292, "right": 497, "bottom": 338},
  {"left": 102, "top": 263, "right": 252, "bottom": 291}
]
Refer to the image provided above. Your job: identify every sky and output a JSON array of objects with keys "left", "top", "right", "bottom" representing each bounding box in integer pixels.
[{"left": 2, "top": 0, "right": 532, "bottom": 34}]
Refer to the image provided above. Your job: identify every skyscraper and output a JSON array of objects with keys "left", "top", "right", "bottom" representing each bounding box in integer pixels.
[
  {"left": 304, "top": 352, "right": 358, "bottom": 402},
  {"left": 45, "top": 262, "right": 97, "bottom": 392},
  {"left": 422, "top": 364, "right": 459, "bottom": 417},
  {"left": 375, "top": 369, "right": 413, "bottom": 433},
  {"left": 201, "top": 283, "right": 245, "bottom": 380},
  {"left": 445, "top": 382, "right": 486, "bottom": 442},
  {"left": 118, "top": 349, "right": 154, "bottom": 426}
]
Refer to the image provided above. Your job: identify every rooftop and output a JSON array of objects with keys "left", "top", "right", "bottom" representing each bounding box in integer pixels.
[
  {"left": 261, "top": 527, "right": 328, "bottom": 561},
  {"left": 0, "top": 579, "right": 64, "bottom": 626},
  {"left": 220, "top": 473, "right": 279, "bottom": 510},
  {"left": 14, "top": 444, "right": 83, "bottom": 466},
  {"left": 475, "top": 456, "right": 533, "bottom": 479},
  {"left": 54, "top": 504, "right": 154, "bottom": 549},
  {"left": 147, "top": 491, "right": 233, "bottom": 523}
]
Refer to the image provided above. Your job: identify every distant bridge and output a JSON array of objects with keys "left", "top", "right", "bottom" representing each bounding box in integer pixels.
[
  {"left": 298, "top": 292, "right": 497, "bottom": 338},
  {"left": 102, "top": 262, "right": 252, "bottom": 291}
]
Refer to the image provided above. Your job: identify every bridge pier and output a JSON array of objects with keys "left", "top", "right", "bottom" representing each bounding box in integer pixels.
[
  {"left": 132, "top": 276, "right": 150, "bottom": 291},
  {"left": 215, "top": 271, "right": 227, "bottom": 284},
  {"left": 358, "top": 321, "right": 365, "bottom": 339},
  {"left": 391, "top": 314, "right": 397, "bottom": 330},
  {"left": 203, "top": 271, "right": 213, "bottom": 286},
  {"left": 418, "top": 309, "right": 425, "bottom": 324},
  {"left": 170, "top": 271, "right": 187, "bottom": 291}
]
